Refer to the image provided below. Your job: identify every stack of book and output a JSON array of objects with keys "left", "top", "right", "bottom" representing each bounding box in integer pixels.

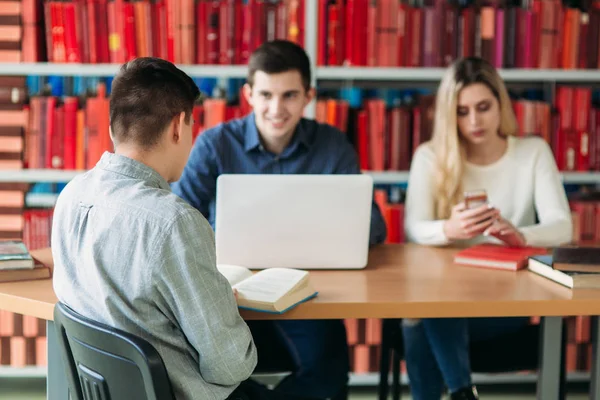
[
  {"left": 528, "top": 246, "right": 600, "bottom": 289},
  {"left": 0, "top": 240, "right": 51, "bottom": 283}
]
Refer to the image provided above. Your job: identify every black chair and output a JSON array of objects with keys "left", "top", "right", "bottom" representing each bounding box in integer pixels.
[
  {"left": 378, "top": 318, "right": 567, "bottom": 400},
  {"left": 53, "top": 302, "right": 175, "bottom": 400}
]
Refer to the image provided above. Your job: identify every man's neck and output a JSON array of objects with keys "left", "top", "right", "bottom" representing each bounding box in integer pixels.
[
  {"left": 259, "top": 131, "right": 295, "bottom": 156},
  {"left": 465, "top": 135, "right": 508, "bottom": 166},
  {"left": 115, "top": 145, "right": 173, "bottom": 182}
]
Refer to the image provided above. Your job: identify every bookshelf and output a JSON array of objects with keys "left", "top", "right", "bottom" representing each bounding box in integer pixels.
[{"left": 3, "top": 0, "right": 600, "bottom": 385}]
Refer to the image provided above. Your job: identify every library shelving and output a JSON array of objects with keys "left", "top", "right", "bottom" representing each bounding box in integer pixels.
[{"left": 4, "top": 0, "right": 600, "bottom": 386}]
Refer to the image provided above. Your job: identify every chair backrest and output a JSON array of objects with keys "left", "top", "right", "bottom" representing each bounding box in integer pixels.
[{"left": 53, "top": 302, "right": 175, "bottom": 400}]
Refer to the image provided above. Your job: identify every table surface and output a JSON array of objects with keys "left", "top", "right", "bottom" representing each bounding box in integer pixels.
[{"left": 1, "top": 244, "right": 599, "bottom": 321}]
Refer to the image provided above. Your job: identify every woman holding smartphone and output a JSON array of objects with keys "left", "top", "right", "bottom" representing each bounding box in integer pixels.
[{"left": 403, "top": 57, "right": 572, "bottom": 400}]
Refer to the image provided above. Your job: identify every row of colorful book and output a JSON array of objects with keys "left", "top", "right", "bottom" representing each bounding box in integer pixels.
[
  {"left": 3, "top": 82, "right": 600, "bottom": 175},
  {"left": 30, "top": 0, "right": 305, "bottom": 64},
  {"left": 318, "top": 85, "right": 599, "bottom": 172},
  {"left": 319, "top": 0, "right": 599, "bottom": 69},
  {"left": 9, "top": 0, "right": 600, "bottom": 71}
]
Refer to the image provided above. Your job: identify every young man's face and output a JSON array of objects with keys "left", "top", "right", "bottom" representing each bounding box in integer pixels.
[{"left": 244, "top": 70, "right": 314, "bottom": 152}]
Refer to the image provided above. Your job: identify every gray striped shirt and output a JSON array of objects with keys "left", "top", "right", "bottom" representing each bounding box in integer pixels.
[{"left": 52, "top": 152, "right": 257, "bottom": 400}]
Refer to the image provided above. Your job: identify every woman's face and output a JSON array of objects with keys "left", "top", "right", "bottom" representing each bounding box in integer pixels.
[{"left": 456, "top": 83, "right": 502, "bottom": 146}]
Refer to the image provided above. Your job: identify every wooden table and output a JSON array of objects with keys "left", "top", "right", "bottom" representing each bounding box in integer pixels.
[{"left": 1, "top": 244, "right": 599, "bottom": 399}]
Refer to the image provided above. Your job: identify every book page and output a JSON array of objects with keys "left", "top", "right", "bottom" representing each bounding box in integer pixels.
[
  {"left": 234, "top": 268, "right": 308, "bottom": 304},
  {"left": 216, "top": 264, "right": 253, "bottom": 287}
]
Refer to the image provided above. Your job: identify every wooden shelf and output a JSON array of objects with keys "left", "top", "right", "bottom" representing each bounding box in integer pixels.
[
  {"left": 0, "top": 63, "right": 248, "bottom": 78},
  {"left": 317, "top": 67, "right": 600, "bottom": 82},
  {"left": 364, "top": 171, "right": 600, "bottom": 185},
  {"left": 26, "top": 193, "right": 59, "bottom": 208},
  {"left": 0, "top": 366, "right": 46, "bottom": 378},
  {"left": 4, "top": 170, "right": 600, "bottom": 185},
  {"left": 0, "top": 169, "right": 83, "bottom": 183},
  {"left": 1, "top": 63, "right": 600, "bottom": 82}
]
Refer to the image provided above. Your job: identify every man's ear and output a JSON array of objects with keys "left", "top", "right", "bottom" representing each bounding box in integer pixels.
[
  {"left": 305, "top": 87, "right": 316, "bottom": 106},
  {"left": 171, "top": 112, "right": 184, "bottom": 144},
  {"left": 243, "top": 83, "right": 253, "bottom": 107}
]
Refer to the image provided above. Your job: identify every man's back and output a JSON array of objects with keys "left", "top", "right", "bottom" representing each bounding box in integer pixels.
[{"left": 52, "top": 152, "right": 257, "bottom": 400}]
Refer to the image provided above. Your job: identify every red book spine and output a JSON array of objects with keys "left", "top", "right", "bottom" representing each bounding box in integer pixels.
[
  {"left": 317, "top": 0, "right": 327, "bottom": 65},
  {"left": 206, "top": 0, "right": 220, "bottom": 64},
  {"left": 573, "top": 88, "right": 591, "bottom": 171},
  {"left": 123, "top": 2, "right": 137, "bottom": 61},
  {"left": 240, "top": 0, "right": 252, "bottom": 64},
  {"left": 196, "top": 0, "right": 207, "bottom": 64},
  {"left": 233, "top": 0, "right": 243, "bottom": 64},
  {"left": 63, "top": 2, "right": 81, "bottom": 62},
  {"left": 366, "top": 0, "right": 377, "bottom": 66},
  {"left": 165, "top": 0, "right": 175, "bottom": 62},
  {"left": 327, "top": 2, "right": 340, "bottom": 66},
  {"left": 63, "top": 97, "right": 78, "bottom": 170},
  {"left": 219, "top": 0, "right": 235, "bottom": 64},
  {"left": 357, "top": 110, "right": 369, "bottom": 170}
]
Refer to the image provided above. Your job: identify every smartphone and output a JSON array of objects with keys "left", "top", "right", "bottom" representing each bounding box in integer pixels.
[{"left": 464, "top": 189, "right": 488, "bottom": 210}]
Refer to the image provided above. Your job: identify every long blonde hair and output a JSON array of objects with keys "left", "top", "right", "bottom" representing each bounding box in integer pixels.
[{"left": 431, "top": 57, "right": 518, "bottom": 219}]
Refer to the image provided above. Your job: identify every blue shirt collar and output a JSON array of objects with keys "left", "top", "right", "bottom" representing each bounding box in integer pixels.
[{"left": 244, "top": 113, "right": 311, "bottom": 154}]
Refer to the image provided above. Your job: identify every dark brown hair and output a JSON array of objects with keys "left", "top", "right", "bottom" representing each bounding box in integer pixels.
[
  {"left": 247, "top": 40, "right": 311, "bottom": 91},
  {"left": 110, "top": 57, "right": 200, "bottom": 149}
]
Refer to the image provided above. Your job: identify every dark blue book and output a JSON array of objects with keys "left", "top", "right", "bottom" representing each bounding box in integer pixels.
[
  {"left": 528, "top": 255, "right": 600, "bottom": 289},
  {"left": 0, "top": 241, "right": 34, "bottom": 270}
]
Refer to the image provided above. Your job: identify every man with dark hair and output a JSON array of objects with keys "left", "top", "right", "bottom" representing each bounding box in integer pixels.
[
  {"left": 52, "top": 57, "right": 287, "bottom": 400},
  {"left": 173, "top": 40, "right": 387, "bottom": 400}
]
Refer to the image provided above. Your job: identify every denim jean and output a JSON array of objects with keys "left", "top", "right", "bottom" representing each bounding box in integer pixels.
[
  {"left": 402, "top": 317, "right": 531, "bottom": 400},
  {"left": 246, "top": 319, "right": 350, "bottom": 400}
]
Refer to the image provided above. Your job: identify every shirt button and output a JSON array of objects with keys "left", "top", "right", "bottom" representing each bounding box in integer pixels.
[{"left": 258, "top": 145, "right": 264, "bottom": 152}]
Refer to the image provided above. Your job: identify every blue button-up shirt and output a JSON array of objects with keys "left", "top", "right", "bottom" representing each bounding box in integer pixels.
[{"left": 172, "top": 113, "right": 387, "bottom": 245}]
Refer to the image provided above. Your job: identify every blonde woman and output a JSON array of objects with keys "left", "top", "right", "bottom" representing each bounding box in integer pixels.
[{"left": 403, "top": 57, "right": 572, "bottom": 400}]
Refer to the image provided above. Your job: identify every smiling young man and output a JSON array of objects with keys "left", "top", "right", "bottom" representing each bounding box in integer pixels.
[{"left": 172, "top": 40, "right": 387, "bottom": 400}]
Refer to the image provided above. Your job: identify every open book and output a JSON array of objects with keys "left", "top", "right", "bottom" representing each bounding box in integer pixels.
[{"left": 217, "top": 265, "right": 318, "bottom": 314}]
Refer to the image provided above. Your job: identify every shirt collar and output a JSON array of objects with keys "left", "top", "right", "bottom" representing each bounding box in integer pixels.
[
  {"left": 244, "top": 113, "right": 311, "bottom": 154},
  {"left": 96, "top": 152, "right": 172, "bottom": 191}
]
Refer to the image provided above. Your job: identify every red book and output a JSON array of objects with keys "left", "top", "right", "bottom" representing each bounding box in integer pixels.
[{"left": 454, "top": 244, "right": 549, "bottom": 271}]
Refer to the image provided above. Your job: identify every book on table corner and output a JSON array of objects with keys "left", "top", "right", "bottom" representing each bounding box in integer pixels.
[
  {"left": 551, "top": 246, "right": 600, "bottom": 273},
  {"left": 453, "top": 243, "right": 549, "bottom": 271},
  {"left": 0, "top": 240, "right": 34, "bottom": 270},
  {"left": 217, "top": 264, "right": 318, "bottom": 314},
  {"left": 528, "top": 255, "right": 600, "bottom": 289},
  {"left": 0, "top": 255, "right": 52, "bottom": 283}
]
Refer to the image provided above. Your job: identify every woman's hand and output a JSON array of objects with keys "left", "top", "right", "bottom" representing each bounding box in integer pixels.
[
  {"left": 443, "top": 202, "right": 499, "bottom": 241},
  {"left": 483, "top": 217, "right": 527, "bottom": 247}
]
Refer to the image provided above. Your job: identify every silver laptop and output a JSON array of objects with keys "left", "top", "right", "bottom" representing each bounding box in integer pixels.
[{"left": 215, "top": 174, "right": 374, "bottom": 269}]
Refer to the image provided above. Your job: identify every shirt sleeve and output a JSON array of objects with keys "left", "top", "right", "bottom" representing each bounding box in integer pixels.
[
  {"left": 404, "top": 145, "right": 451, "bottom": 246},
  {"left": 519, "top": 141, "right": 573, "bottom": 246},
  {"left": 171, "top": 133, "right": 220, "bottom": 221},
  {"left": 334, "top": 136, "right": 387, "bottom": 245},
  {"left": 153, "top": 210, "right": 257, "bottom": 386}
]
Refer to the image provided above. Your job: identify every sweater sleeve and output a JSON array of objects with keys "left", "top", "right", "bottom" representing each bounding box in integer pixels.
[
  {"left": 404, "top": 144, "right": 451, "bottom": 246},
  {"left": 519, "top": 141, "right": 573, "bottom": 246}
]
